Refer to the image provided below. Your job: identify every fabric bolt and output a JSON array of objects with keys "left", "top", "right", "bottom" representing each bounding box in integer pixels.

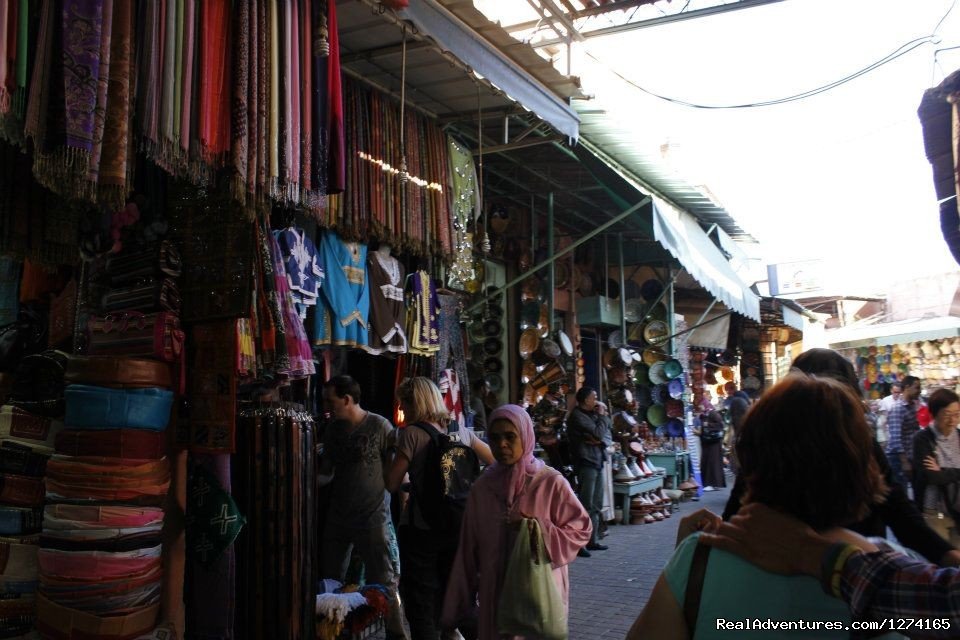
[
  {"left": 0, "top": 405, "right": 64, "bottom": 454},
  {"left": 0, "top": 540, "right": 38, "bottom": 579},
  {"left": 38, "top": 545, "right": 161, "bottom": 580},
  {"left": 44, "top": 505, "right": 164, "bottom": 530},
  {"left": 55, "top": 429, "right": 165, "bottom": 460},
  {"left": 0, "top": 472, "right": 43, "bottom": 507},
  {"left": 0, "top": 443, "right": 49, "bottom": 477},
  {"left": 39, "top": 532, "right": 163, "bottom": 554},
  {"left": 35, "top": 594, "right": 159, "bottom": 640},
  {"left": 40, "top": 563, "right": 162, "bottom": 593},
  {"left": 44, "top": 579, "right": 161, "bottom": 615},
  {"left": 0, "top": 505, "right": 42, "bottom": 536}
]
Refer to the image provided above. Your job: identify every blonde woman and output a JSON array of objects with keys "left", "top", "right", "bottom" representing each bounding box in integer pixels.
[{"left": 386, "top": 377, "right": 493, "bottom": 640}]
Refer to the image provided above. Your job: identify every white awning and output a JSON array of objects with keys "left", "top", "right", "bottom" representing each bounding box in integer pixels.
[
  {"left": 652, "top": 197, "right": 761, "bottom": 322},
  {"left": 399, "top": 0, "right": 580, "bottom": 141}
]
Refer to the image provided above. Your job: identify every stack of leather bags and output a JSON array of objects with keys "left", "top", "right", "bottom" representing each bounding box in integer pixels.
[
  {"left": 0, "top": 351, "right": 70, "bottom": 637},
  {"left": 34, "top": 357, "right": 173, "bottom": 640}
]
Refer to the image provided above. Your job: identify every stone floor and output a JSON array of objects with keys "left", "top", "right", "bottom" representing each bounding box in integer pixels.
[{"left": 566, "top": 483, "right": 733, "bottom": 640}]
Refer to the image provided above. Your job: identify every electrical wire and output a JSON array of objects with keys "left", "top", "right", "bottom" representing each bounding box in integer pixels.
[
  {"left": 586, "top": 0, "right": 958, "bottom": 110},
  {"left": 587, "top": 35, "right": 936, "bottom": 109}
]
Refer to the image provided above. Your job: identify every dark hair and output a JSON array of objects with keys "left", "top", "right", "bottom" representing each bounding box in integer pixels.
[
  {"left": 791, "top": 348, "right": 859, "bottom": 395},
  {"left": 902, "top": 375, "right": 920, "bottom": 390},
  {"left": 575, "top": 387, "right": 596, "bottom": 404},
  {"left": 928, "top": 388, "right": 960, "bottom": 418},
  {"left": 736, "top": 373, "right": 887, "bottom": 530},
  {"left": 323, "top": 375, "right": 362, "bottom": 404}
]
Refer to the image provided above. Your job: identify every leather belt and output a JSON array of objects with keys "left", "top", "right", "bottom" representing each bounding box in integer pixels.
[{"left": 65, "top": 356, "right": 173, "bottom": 390}]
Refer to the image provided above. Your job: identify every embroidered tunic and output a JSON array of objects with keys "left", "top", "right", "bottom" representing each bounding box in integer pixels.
[
  {"left": 406, "top": 271, "right": 439, "bottom": 356},
  {"left": 275, "top": 227, "right": 323, "bottom": 312},
  {"left": 365, "top": 250, "right": 407, "bottom": 355},
  {"left": 313, "top": 231, "right": 369, "bottom": 348}
]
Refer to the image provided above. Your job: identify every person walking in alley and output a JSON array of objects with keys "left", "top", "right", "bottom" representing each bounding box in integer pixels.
[
  {"left": 441, "top": 405, "right": 591, "bottom": 640},
  {"left": 387, "top": 377, "right": 494, "bottom": 640},
  {"left": 318, "top": 375, "right": 409, "bottom": 640},
  {"left": 887, "top": 376, "right": 922, "bottom": 488},
  {"left": 566, "top": 387, "right": 612, "bottom": 557}
]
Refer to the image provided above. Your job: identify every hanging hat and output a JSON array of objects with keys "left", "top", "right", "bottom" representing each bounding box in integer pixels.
[{"left": 640, "top": 279, "right": 664, "bottom": 302}]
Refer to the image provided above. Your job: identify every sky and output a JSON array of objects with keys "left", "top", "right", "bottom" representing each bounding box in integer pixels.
[{"left": 477, "top": 0, "right": 960, "bottom": 295}]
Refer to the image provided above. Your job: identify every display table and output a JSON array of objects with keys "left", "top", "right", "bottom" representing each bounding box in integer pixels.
[
  {"left": 612, "top": 476, "right": 664, "bottom": 525},
  {"left": 647, "top": 451, "right": 689, "bottom": 488}
]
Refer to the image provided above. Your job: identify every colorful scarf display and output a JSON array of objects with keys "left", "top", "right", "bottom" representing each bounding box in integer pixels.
[{"left": 3, "top": 0, "right": 460, "bottom": 262}]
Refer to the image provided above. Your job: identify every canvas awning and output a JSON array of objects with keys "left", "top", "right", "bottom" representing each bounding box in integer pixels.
[
  {"left": 652, "top": 197, "right": 761, "bottom": 322},
  {"left": 828, "top": 316, "right": 960, "bottom": 350},
  {"left": 398, "top": 0, "right": 581, "bottom": 141}
]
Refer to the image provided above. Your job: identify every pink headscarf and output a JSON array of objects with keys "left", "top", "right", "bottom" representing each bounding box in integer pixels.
[{"left": 487, "top": 404, "right": 546, "bottom": 508}]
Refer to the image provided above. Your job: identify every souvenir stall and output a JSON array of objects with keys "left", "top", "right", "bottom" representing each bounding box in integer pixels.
[
  {"left": 0, "top": 1, "right": 501, "bottom": 638},
  {"left": 829, "top": 319, "right": 960, "bottom": 398}
]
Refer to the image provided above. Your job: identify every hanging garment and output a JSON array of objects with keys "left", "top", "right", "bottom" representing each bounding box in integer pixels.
[
  {"left": 438, "top": 369, "right": 465, "bottom": 431},
  {"left": 364, "top": 249, "right": 406, "bottom": 355},
  {"left": 268, "top": 230, "right": 316, "bottom": 378},
  {"left": 313, "top": 231, "right": 368, "bottom": 348},
  {"left": 436, "top": 293, "right": 469, "bottom": 411},
  {"left": 406, "top": 271, "right": 439, "bottom": 356},
  {"left": 275, "top": 227, "right": 323, "bottom": 310}
]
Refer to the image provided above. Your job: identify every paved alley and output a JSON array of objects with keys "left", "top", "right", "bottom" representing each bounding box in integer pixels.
[{"left": 566, "top": 485, "right": 733, "bottom": 640}]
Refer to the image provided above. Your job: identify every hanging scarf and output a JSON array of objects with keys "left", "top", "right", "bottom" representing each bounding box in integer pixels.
[
  {"left": 300, "top": 0, "right": 313, "bottom": 204},
  {"left": 0, "top": 2, "right": 10, "bottom": 113},
  {"left": 179, "top": 0, "right": 195, "bottom": 157},
  {"left": 13, "top": 0, "right": 28, "bottom": 118},
  {"left": 256, "top": 0, "right": 269, "bottom": 199},
  {"left": 269, "top": 0, "right": 279, "bottom": 195},
  {"left": 326, "top": 0, "right": 344, "bottom": 193},
  {"left": 159, "top": 0, "right": 176, "bottom": 165},
  {"left": 231, "top": 0, "right": 249, "bottom": 203},
  {"left": 24, "top": 0, "right": 54, "bottom": 152},
  {"left": 136, "top": 1, "right": 161, "bottom": 156},
  {"left": 97, "top": 0, "right": 132, "bottom": 204},
  {"left": 310, "top": 0, "right": 328, "bottom": 197},
  {"left": 85, "top": 0, "right": 113, "bottom": 198},
  {"left": 486, "top": 405, "right": 545, "bottom": 509},
  {"left": 198, "top": 0, "right": 230, "bottom": 166}
]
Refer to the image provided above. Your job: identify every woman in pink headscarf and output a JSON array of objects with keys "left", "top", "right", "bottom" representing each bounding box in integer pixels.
[{"left": 441, "top": 404, "right": 592, "bottom": 639}]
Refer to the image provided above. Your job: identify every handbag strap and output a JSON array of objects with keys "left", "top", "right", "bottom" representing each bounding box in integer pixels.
[{"left": 683, "top": 543, "right": 711, "bottom": 638}]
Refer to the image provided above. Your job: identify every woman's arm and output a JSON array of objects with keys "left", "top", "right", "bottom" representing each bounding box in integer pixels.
[
  {"left": 626, "top": 575, "right": 686, "bottom": 640},
  {"left": 471, "top": 437, "right": 494, "bottom": 465},
  {"left": 385, "top": 453, "right": 410, "bottom": 494},
  {"left": 535, "top": 474, "right": 592, "bottom": 567}
]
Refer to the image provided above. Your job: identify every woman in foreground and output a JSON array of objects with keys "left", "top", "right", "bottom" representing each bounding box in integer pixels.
[{"left": 628, "top": 373, "right": 904, "bottom": 639}]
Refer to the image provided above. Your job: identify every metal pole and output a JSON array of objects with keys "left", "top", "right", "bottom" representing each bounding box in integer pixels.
[
  {"left": 667, "top": 268, "right": 676, "bottom": 355},
  {"left": 465, "top": 197, "right": 651, "bottom": 314},
  {"left": 548, "top": 193, "right": 555, "bottom": 333},
  {"left": 618, "top": 234, "right": 627, "bottom": 340},
  {"left": 603, "top": 235, "right": 609, "bottom": 298}
]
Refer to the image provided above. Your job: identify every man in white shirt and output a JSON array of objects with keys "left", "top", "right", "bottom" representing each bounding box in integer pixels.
[{"left": 875, "top": 382, "right": 902, "bottom": 446}]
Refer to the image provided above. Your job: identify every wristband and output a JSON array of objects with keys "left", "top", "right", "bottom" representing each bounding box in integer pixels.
[{"left": 819, "top": 542, "right": 859, "bottom": 598}]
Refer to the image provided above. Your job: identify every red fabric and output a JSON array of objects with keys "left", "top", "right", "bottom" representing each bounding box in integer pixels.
[
  {"left": 199, "top": 0, "right": 231, "bottom": 162},
  {"left": 326, "top": 0, "right": 345, "bottom": 193},
  {"left": 55, "top": 429, "right": 165, "bottom": 459},
  {"left": 918, "top": 404, "right": 932, "bottom": 428}
]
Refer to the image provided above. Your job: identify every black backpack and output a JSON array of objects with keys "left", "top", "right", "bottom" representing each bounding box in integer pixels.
[{"left": 411, "top": 421, "right": 481, "bottom": 532}]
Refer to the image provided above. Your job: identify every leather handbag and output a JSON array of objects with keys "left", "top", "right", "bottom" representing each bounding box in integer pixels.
[
  {"left": 86, "top": 311, "right": 184, "bottom": 364},
  {"left": 66, "top": 356, "right": 172, "bottom": 389},
  {"left": 103, "top": 240, "right": 182, "bottom": 286},
  {"left": 100, "top": 278, "right": 182, "bottom": 314}
]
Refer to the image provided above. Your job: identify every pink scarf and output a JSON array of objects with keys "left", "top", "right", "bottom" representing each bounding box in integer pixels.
[{"left": 486, "top": 404, "right": 545, "bottom": 509}]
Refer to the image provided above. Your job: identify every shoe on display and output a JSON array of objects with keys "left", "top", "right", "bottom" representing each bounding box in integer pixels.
[
  {"left": 586, "top": 543, "right": 609, "bottom": 551},
  {"left": 577, "top": 548, "right": 592, "bottom": 558},
  {"left": 703, "top": 486, "right": 715, "bottom": 491}
]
